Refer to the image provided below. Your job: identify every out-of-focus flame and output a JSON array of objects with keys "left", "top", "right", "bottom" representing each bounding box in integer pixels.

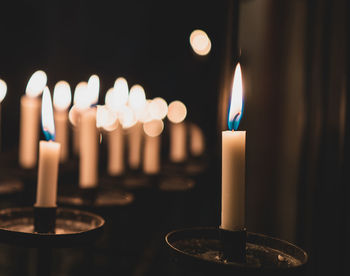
[
  {"left": 114, "top": 77, "right": 129, "bottom": 106},
  {"left": 0, "top": 79, "right": 7, "bottom": 103},
  {"left": 149, "top": 97, "right": 168, "bottom": 120},
  {"left": 167, "top": 100, "right": 187, "bottom": 123},
  {"left": 25, "top": 70, "right": 47, "bottom": 97},
  {"left": 53, "top": 81, "right": 72, "bottom": 111},
  {"left": 119, "top": 105, "right": 137, "bottom": 129},
  {"left": 105, "top": 86, "right": 128, "bottom": 113},
  {"left": 87, "top": 74, "right": 100, "bottom": 105},
  {"left": 73, "top": 82, "right": 90, "bottom": 110},
  {"left": 228, "top": 63, "right": 243, "bottom": 131},
  {"left": 41, "top": 87, "right": 55, "bottom": 141},
  {"left": 128, "top": 84, "right": 146, "bottom": 111},
  {"left": 96, "top": 105, "right": 117, "bottom": 131},
  {"left": 143, "top": 119, "right": 164, "bottom": 137},
  {"left": 189, "top": 30, "right": 211, "bottom": 56}
]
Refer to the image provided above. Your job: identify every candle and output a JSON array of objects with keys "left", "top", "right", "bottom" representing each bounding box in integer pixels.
[
  {"left": 127, "top": 84, "right": 146, "bottom": 170},
  {"left": 19, "top": 70, "right": 47, "bottom": 169},
  {"left": 0, "top": 79, "right": 7, "bottom": 151},
  {"left": 53, "top": 81, "right": 72, "bottom": 162},
  {"left": 143, "top": 119, "right": 164, "bottom": 174},
  {"left": 79, "top": 108, "right": 98, "bottom": 188},
  {"left": 35, "top": 87, "right": 61, "bottom": 207},
  {"left": 221, "top": 63, "right": 246, "bottom": 231},
  {"left": 167, "top": 100, "right": 187, "bottom": 163},
  {"left": 189, "top": 123, "right": 205, "bottom": 157}
]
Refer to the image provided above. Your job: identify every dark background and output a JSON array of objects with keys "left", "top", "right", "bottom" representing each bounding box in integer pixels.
[{"left": 0, "top": 0, "right": 349, "bottom": 275}]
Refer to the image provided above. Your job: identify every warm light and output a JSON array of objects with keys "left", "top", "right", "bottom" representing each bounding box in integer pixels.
[
  {"left": 87, "top": 74, "right": 100, "bottom": 105},
  {"left": 167, "top": 100, "right": 187, "bottom": 123},
  {"left": 119, "top": 105, "right": 137, "bottom": 129},
  {"left": 41, "top": 87, "right": 55, "bottom": 140},
  {"left": 53, "top": 81, "right": 72, "bottom": 111},
  {"left": 96, "top": 105, "right": 117, "bottom": 131},
  {"left": 25, "top": 70, "right": 47, "bottom": 97},
  {"left": 114, "top": 77, "right": 129, "bottom": 106},
  {"left": 105, "top": 86, "right": 128, "bottom": 112},
  {"left": 129, "top": 84, "right": 146, "bottom": 111},
  {"left": 73, "top": 81, "right": 90, "bottom": 110},
  {"left": 68, "top": 106, "right": 79, "bottom": 127},
  {"left": 143, "top": 119, "right": 164, "bottom": 137},
  {"left": 149, "top": 97, "right": 168, "bottom": 120},
  {"left": 190, "top": 29, "right": 211, "bottom": 56},
  {"left": 0, "top": 79, "right": 7, "bottom": 103},
  {"left": 228, "top": 63, "right": 243, "bottom": 131}
]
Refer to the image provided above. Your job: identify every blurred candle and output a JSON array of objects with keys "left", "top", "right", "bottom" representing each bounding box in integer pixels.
[
  {"left": 0, "top": 79, "right": 7, "bottom": 151},
  {"left": 53, "top": 81, "right": 71, "bottom": 162},
  {"left": 19, "top": 70, "right": 47, "bottom": 168},
  {"left": 79, "top": 108, "right": 98, "bottom": 188},
  {"left": 221, "top": 63, "right": 246, "bottom": 231},
  {"left": 127, "top": 84, "right": 146, "bottom": 170},
  {"left": 143, "top": 120, "right": 164, "bottom": 174},
  {"left": 35, "top": 87, "right": 61, "bottom": 207},
  {"left": 190, "top": 123, "right": 205, "bottom": 157},
  {"left": 167, "top": 100, "right": 187, "bottom": 163}
]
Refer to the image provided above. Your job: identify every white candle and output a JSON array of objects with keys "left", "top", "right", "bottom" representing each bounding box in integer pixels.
[
  {"left": 35, "top": 87, "right": 61, "bottom": 207},
  {"left": 190, "top": 123, "right": 205, "bottom": 157},
  {"left": 53, "top": 81, "right": 72, "bottom": 162},
  {"left": 19, "top": 70, "right": 47, "bottom": 169},
  {"left": 143, "top": 120, "right": 164, "bottom": 174},
  {"left": 221, "top": 63, "right": 246, "bottom": 231},
  {"left": 107, "top": 123, "right": 124, "bottom": 176},
  {"left": 79, "top": 108, "right": 98, "bottom": 188},
  {"left": 167, "top": 101, "right": 187, "bottom": 163}
]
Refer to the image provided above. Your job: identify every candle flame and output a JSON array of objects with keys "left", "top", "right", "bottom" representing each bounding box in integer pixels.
[
  {"left": 167, "top": 100, "right": 187, "bottom": 123},
  {"left": 143, "top": 119, "right": 164, "bottom": 137},
  {"left": 190, "top": 29, "right": 211, "bottom": 56},
  {"left": 53, "top": 81, "right": 72, "bottom": 111},
  {"left": 73, "top": 81, "right": 90, "bottom": 110},
  {"left": 96, "top": 105, "right": 117, "bottom": 131},
  {"left": 114, "top": 77, "right": 129, "bottom": 106},
  {"left": 149, "top": 97, "right": 168, "bottom": 120},
  {"left": 25, "top": 70, "right": 47, "bottom": 97},
  {"left": 41, "top": 87, "right": 55, "bottom": 141},
  {"left": 87, "top": 74, "right": 100, "bottom": 106},
  {"left": 228, "top": 63, "right": 243, "bottom": 131},
  {"left": 119, "top": 105, "right": 137, "bottom": 129},
  {"left": 129, "top": 84, "right": 146, "bottom": 111},
  {"left": 0, "top": 79, "right": 7, "bottom": 103}
]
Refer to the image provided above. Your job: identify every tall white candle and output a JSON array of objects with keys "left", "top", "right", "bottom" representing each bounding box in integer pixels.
[
  {"left": 107, "top": 123, "right": 124, "bottom": 176},
  {"left": 167, "top": 101, "right": 187, "bottom": 163},
  {"left": 221, "top": 63, "right": 246, "bottom": 231},
  {"left": 53, "top": 81, "right": 72, "bottom": 162},
  {"left": 143, "top": 120, "right": 164, "bottom": 174},
  {"left": 79, "top": 108, "right": 98, "bottom": 188},
  {"left": 35, "top": 87, "right": 61, "bottom": 207},
  {"left": 19, "top": 70, "right": 47, "bottom": 169}
]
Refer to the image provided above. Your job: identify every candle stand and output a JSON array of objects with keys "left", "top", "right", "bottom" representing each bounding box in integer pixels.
[
  {"left": 165, "top": 227, "right": 308, "bottom": 276},
  {"left": 0, "top": 206, "right": 105, "bottom": 276}
]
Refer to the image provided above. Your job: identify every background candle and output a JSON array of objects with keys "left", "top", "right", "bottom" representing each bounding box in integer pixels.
[
  {"left": 19, "top": 70, "right": 47, "bottom": 169},
  {"left": 0, "top": 79, "right": 7, "bottom": 151},
  {"left": 79, "top": 108, "right": 98, "bottom": 188},
  {"left": 221, "top": 63, "right": 246, "bottom": 231},
  {"left": 167, "top": 100, "right": 187, "bottom": 163},
  {"left": 53, "top": 81, "right": 72, "bottom": 162},
  {"left": 107, "top": 122, "right": 124, "bottom": 175},
  {"left": 35, "top": 87, "right": 61, "bottom": 207},
  {"left": 189, "top": 123, "right": 205, "bottom": 157},
  {"left": 143, "top": 119, "right": 164, "bottom": 174}
]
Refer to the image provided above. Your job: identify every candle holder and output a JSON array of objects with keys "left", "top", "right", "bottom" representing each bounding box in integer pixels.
[{"left": 165, "top": 227, "right": 308, "bottom": 276}]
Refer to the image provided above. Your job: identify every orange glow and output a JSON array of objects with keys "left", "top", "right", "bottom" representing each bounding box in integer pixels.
[
  {"left": 190, "top": 30, "right": 211, "bottom": 56},
  {"left": 0, "top": 79, "right": 7, "bottom": 103},
  {"left": 143, "top": 119, "right": 164, "bottom": 137},
  {"left": 167, "top": 100, "right": 187, "bottom": 123},
  {"left": 41, "top": 87, "right": 55, "bottom": 138},
  {"left": 53, "top": 81, "right": 72, "bottom": 111},
  {"left": 25, "top": 70, "right": 47, "bottom": 97}
]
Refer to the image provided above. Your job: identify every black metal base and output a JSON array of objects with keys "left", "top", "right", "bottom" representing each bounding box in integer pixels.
[
  {"left": 219, "top": 227, "right": 246, "bottom": 263},
  {"left": 165, "top": 227, "right": 308, "bottom": 276},
  {"left": 34, "top": 207, "right": 57, "bottom": 233}
]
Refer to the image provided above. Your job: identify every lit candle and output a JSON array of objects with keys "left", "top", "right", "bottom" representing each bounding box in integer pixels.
[
  {"left": 79, "top": 108, "right": 98, "bottom": 188},
  {"left": 0, "top": 79, "right": 7, "bottom": 151},
  {"left": 167, "top": 100, "right": 187, "bottom": 163},
  {"left": 53, "top": 81, "right": 72, "bottom": 162},
  {"left": 143, "top": 119, "right": 164, "bottom": 174},
  {"left": 127, "top": 84, "right": 146, "bottom": 170},
  {"left": 221, "top": 63, "right": 246, "bottom": 231},
  {"left": 19, "top": 70, "right": 47, "bottom": 168},
  {"left": 35, "top": 87, "right": 61, "bottom": 207}
]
